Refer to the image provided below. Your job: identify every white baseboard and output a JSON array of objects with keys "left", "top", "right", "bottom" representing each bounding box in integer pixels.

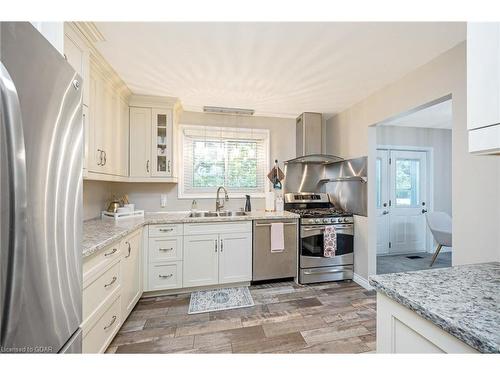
[{"left": 353, "top": 273, "right": 374, "bottom": 291}]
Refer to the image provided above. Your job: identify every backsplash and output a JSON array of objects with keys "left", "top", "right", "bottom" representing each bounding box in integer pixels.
[{"left": 83, "top": 180, "right": 268, "bottom": 220}]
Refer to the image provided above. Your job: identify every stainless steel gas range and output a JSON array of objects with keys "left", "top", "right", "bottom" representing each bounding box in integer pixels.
[{"left": 284, "top": 193, "right": 354, "bottom": 284}]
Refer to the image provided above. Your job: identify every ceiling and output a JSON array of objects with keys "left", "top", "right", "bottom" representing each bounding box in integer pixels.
[
  {"left": 94, "top": 22, "right": 465, "bottom": 118},
  {"left": 380, "top": 99, "right": 452, "bottom": 129}
]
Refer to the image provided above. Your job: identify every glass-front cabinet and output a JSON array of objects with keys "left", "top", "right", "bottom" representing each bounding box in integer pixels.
[{"left": 151, "top": 109, "right": 173, "bottom": 177}]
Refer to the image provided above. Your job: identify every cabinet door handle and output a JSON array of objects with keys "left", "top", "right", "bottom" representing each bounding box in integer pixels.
[
  {"left": 215, "top": 239, "right": 218, "bottom": 252},
  {"left": 97, "top": 149, "right": 102, "bottom": 166},
  {"left": 159, "top": 247, "right": 173, "bottom": 252},
  {"left": 159, "top": 228, "right": 173, "bottom": 233},
  {"left": 146, "top": 160, "right": 149, "bottom": 173},
  {"left": 104, "top": 276, "right": 117, "bottom": 288},
  {"left": 159, "top": 274, "right": 173, "bottom": 279},
  {"left": 103, "top": 315, "right": 117, "bottom": 330},
  {"left": 103, "top": 150, "right": 107, "bottom": 166},
  {"left": 104, "top": 248, "right": 118, "bottom": 257},
  {"left": 167, "top": 160, "right": 171, "bottom": 173},
  {"left": 220, "top": 239, "right": 223, "bottom": 252},
  {"left": 124, "top": 241, "right": 131, "bottom": 258}
]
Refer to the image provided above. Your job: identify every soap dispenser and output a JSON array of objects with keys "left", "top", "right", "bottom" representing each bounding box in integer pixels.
[{"left": 244, "top": 195, "right": 252, "bottom": 212}]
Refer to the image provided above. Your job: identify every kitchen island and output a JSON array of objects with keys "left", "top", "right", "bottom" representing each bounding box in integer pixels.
[{"left": 369, "top": 262, "right": 500, "bottom": 353}]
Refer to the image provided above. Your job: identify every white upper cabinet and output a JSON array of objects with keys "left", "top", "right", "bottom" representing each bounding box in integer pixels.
[
  {"left": 467, "top": 22, "right": 500, "bottom": 154},
  {"left": 86, "top": 57, "right": 130, "bottom": 177},
  {"left": 129, "top": 107, "right": 152, "bottom": 177},
  {"left": 151, "top": 109, "right": 173, "bottom": 177},
  {"left": 63, "top": 24, "right": 90, "bottom": 107},
  {"left": 128, "top": 96, "right": 180, "bottom": 181}
]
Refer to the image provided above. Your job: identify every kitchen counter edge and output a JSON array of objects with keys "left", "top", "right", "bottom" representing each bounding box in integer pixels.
[
  {"left": 82, "top": 211, "right": 300, "bottom": 258},
  {"left": 369, "top": 263, "right": 500, "bottom": 354}
]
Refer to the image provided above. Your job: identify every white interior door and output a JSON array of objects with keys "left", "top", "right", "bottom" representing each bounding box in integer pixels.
[
  {"left": 389, "top": 150, "right": 428, "bottom": 254},
  {"left": 376, "top": 150, "right": 390, "bottom": 254}
]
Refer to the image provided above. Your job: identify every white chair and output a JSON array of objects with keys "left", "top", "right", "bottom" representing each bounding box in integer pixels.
[{"left": 426, "top": 212, "right": 452, "bottom": 267}]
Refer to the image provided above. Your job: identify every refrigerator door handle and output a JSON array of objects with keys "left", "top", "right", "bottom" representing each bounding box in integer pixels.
[{"left": 0, "top": 61, "right": 28, "bottom": 346}]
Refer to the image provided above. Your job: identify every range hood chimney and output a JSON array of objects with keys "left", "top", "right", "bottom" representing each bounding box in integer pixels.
[{"left": 296, "top": 112, "right": 322, "bottom": 157}]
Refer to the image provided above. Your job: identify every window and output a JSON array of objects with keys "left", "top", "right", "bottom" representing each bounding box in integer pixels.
[
  {"left": 395, "top": 158, "right": 420, "bottom": 207},
  {"left": 376, "top": 157, "right": 382, "bottom": 208},
  {"left": 179, "top": 125, "right": 269, "bottom": 197}
]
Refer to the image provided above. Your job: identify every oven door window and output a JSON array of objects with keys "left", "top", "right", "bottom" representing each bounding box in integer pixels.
[{"left": 301, "top": 226, "right": 353, "bottom": 257}]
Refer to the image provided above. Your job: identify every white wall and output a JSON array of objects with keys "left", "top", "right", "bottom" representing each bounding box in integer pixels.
[
  {"left": 83, "top": 180, "right": 112, "bottom": 220},
  {"left": 377, "top": 125, "right": 452, "bottom": 216},
  {"left": 326, "top": 42, "right": 500, "bottom": 280},
  {"left": 83, "top": 111, "right": 295, "bottom": 219}
]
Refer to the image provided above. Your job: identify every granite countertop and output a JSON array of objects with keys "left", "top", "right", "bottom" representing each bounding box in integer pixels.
[
  {"left": 369, "top": 262, "right": 500, "bottom": 353},
  {"left": 82, "top": 210, "right": 299, "bottom": 258}
]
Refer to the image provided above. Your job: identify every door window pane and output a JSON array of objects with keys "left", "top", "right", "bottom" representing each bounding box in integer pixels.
[
  {"left": 395, "top": 159, "right": 420, "bottom": 206},
  {"left": 376, "top": 158, "right": 382, "bottom": 208}
]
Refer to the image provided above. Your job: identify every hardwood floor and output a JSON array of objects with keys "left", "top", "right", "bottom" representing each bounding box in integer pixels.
[{"left": 106, "top": 280, "right": 376, "bottom": 354}]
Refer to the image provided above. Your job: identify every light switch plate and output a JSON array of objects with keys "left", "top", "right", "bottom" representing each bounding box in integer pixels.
[{"left": 160, "top": 194, "right": 167, "bottom": 208}]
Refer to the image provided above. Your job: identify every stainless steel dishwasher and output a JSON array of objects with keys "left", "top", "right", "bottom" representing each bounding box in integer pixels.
[{"left": 252, "top": 219, "right": 298, "bottom": 281}]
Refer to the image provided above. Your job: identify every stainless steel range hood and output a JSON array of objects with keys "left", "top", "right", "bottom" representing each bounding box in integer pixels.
[{"left": 285, "top": 154, "right": 344, "bottom": 164}]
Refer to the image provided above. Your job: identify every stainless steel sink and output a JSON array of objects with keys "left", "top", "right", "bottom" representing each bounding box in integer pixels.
[{"left": 188, "top": 210, "right": 247, "bottom": 218}]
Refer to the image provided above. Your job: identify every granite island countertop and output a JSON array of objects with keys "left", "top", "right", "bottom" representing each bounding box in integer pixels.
[
  {"left": 83, "top": 210, "right": 299, "bottom": 258},
  {"left": 369, "top": 262, "right": 500, "bottom": 353}
]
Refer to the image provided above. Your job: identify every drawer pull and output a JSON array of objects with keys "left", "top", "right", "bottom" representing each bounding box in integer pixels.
[
  {"left": 104, "top": 315, "right": 117, "bottom": 330},
  {"left": 104, "top": 276, "right": 117, "bottom": 288},
  {"left": 124, "top": 241, "right": 131, "bottom": 258},
  {"left": 104, "top": 248, "right": 118, "bottom": 257},
  {"left": 159, "top": 247, "right": 173, "bottom": 252},
  {"left": 159, "top": 228, "right": 174, "bottom": 233},
  {"left": 159, "top": 273, "right": 173, "bottom": 279}
]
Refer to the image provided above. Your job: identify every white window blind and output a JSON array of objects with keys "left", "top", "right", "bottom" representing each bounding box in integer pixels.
[{"left": 179, "top": 125, "right": 269, "bottom": 197}]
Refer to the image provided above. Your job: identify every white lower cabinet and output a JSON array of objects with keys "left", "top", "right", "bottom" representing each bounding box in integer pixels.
[
  {"left": 145, "top": 224, "right": 184, "bottom": 291},
  {"left": 82, "top": 228, "right": 143, "bottom": 353},
  {"left": 376, "top": 293, "right": 478, "bottom": 353},
  {"left": 83, "top": 295, "right": 121, "bottom": 354},
  {"left": 183, "top": 222, "right": 252, "bottom": 288},
  {"left": 120, "top": 229, "right": 143, "bottom": 319},
  {"left": 148, "top": 262, "right": 183, "bottom": 290},
  {"left": 183, "top": 234, "right": 220, "bottom": 288},
  {"left": 218, "top": 232, "right": 253, "bottom": 284}
]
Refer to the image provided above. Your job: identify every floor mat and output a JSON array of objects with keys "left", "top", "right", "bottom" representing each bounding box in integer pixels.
[{"left": 188, "top": 286, "right": 254, "bottom": 314}]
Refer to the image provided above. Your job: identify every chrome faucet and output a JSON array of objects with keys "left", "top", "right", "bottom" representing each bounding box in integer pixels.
[{"left": 215, "top": 186, "right": 229, "bottom": 211}]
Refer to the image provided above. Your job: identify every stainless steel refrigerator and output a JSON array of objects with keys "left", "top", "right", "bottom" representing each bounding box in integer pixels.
[{"left": 0, "top": 22, "right": 83, "bottom": 353}]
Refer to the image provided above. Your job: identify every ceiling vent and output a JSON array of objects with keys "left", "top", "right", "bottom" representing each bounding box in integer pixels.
[{"left": 203, "top": 106, "right": 255, "bottom": 116}]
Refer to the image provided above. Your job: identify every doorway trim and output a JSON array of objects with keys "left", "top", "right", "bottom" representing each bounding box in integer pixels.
[{"left": 376, "top": 144, "right": 435, "bottom": 255}]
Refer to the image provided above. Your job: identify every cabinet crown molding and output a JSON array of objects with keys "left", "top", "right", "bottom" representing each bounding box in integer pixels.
[
  {"left": 73, "top": 22, "right": 106, "bottom": 44},
  {"left": 129, "top": 94, "right": 181, "bottom": 109}
]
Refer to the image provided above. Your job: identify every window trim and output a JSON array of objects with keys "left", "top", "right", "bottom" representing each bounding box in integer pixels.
[{"left": 177, "top": 124, "right": 270, "bottom": 199}]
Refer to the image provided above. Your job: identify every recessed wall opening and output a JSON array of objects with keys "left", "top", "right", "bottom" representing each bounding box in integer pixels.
[{"left": 372, "top": 96, "right": 453, "bottom": 275}]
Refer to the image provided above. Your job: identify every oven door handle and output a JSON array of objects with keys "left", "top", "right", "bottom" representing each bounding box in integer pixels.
[{"left": 301, "top": 226, "right": 353, "bottom": 237}]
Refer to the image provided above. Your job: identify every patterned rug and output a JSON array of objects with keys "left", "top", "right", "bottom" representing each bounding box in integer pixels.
[{"left": 188, "top": 287, "right": 254, "bottom": 314}]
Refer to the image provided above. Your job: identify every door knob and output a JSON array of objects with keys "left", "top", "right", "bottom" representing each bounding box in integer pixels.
[{"left": 422, "top": 209, "right": 428, "bottom": 214}]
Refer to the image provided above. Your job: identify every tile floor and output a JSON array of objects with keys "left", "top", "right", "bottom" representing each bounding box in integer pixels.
[
  {"left": 106, "top": 280, "right": 376, "bottom": 354},
  {"left": 376, "top": 251, "right": 452, "bottom": 275}
]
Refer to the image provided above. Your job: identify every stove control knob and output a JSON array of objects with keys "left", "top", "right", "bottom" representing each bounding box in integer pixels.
[
  {"left": 315, "top": 219, "right": 321, "bottom": 224},
  {"left": 322, "top": 218, "right": 328, "bottom": 224},
  {"left": 338, "top": 218, "right": 344, "bottom": 223}
]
